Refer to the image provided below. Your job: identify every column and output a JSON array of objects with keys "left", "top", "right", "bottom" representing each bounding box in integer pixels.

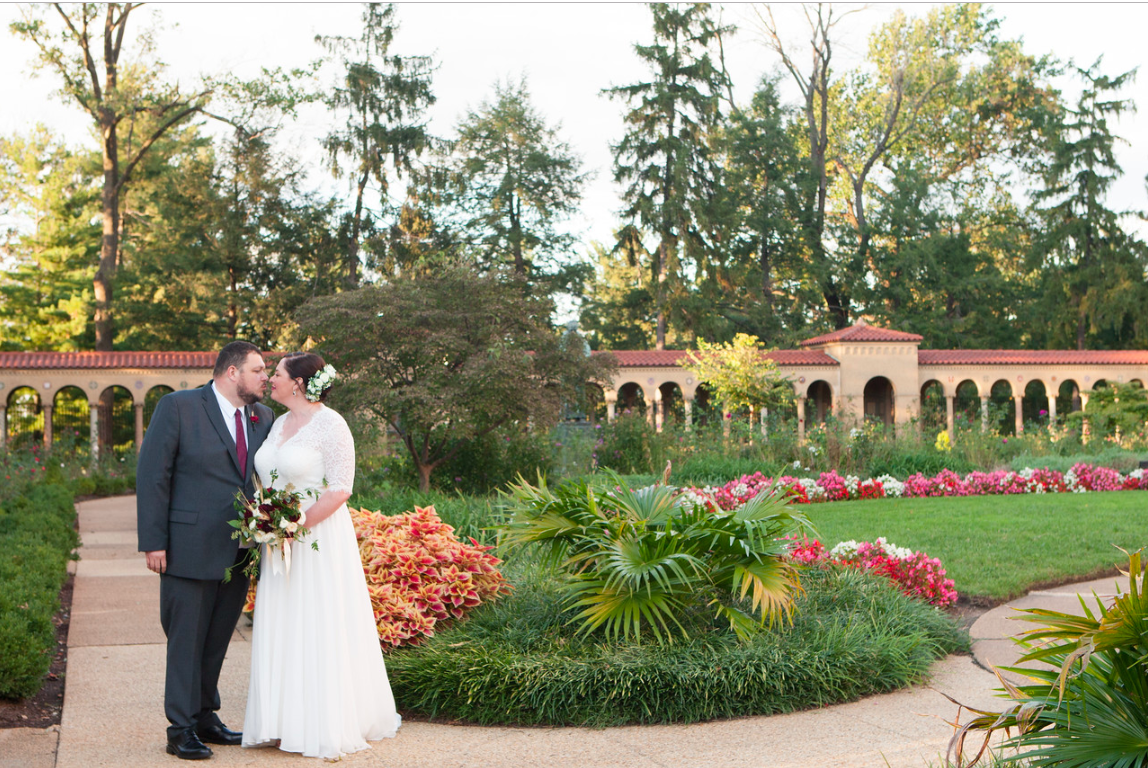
[
  {"left": 796, "top": 397, "right": 806, "bottom": 445},
  {"left": 643, "top": 388, "right": 656, "bottom": 428},
  {"left": 1047, "top": 395, "right": 1057, "bottom": 428},
  {"left": 980, "top": 396, "right": 990, "bottom": 433},
  {"left": 42, "top": 403, "right": 54, "bottom": 452},
  {"left": 945, "top": 395, "right": 955, "bottom": 436},
  {"left": 653, "top": 389, "right": 664, "bottom": 433},
  {"left": 760, "top": 407, "right": 768, "bottom": 439},
  {"left": 1080, "top": 391, "right": 1091, "bottom": 444},
  {"left": 1014, "top": 395, "right": 1024, "bottom": 435},
  {"left": 134, "top": 402, "right": 145, "bottom": 452},
  {"left": 682, "top": 396, "right": 693, "bottom": 433},
  {"left": 0, "top": 405, "right": 6, "bottom": 451},
  {"left": 605, "top": 391, "right": 617, "bottom": 424},
  {"left": 89, "top": 402, "right": 99, "bottom": 467}
]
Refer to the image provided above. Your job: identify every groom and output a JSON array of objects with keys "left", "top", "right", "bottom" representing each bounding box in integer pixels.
[{"left": 137, "top": 341, "right": 274, "bottom": 760}]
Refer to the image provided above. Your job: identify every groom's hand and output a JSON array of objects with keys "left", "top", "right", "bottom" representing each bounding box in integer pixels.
[{"left": 145, "top": 550, "right": 167, "bottom": 574}]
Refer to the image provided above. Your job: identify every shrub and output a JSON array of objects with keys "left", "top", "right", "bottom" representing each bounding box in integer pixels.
[
  {"left": 594, "top": 411, "right": 665, "bottom": 475},
  {"left": 500, "top": 472, "right": 810, "bottom": 642},
  {"left": 950, "top": 549, "right": 1148, "bottom": 767},
  {"left": 350, "top": 505, "right": 509, "bottom": 649},
  {"left": 386, "top": 564, "right": 966, "bottom": 726},
  {"left": 0, "top": 484, "right": 78, "bottom": 699},
  {"left": 431, "top": 424, "right": 553, "bottom": 495}
]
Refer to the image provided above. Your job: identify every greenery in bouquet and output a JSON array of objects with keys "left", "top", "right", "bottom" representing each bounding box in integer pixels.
[{"left": 226, "top": 471, "right": 316, "bottom": 582}]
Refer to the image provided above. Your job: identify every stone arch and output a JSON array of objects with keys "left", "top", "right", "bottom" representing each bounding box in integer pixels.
[
  {"left": 989, "top": 379, "right": 1015, "bottom": 435},
  {"left": 144, "top": 385, "right": 175, "bottom": 430},
  {"left": 954, "top": 379, "right": 980, "bottom": 430},
  {"left": 615, "top": 382, "right": 647, "bottom": 419},
  {"left": 6, "top": 386, "right": 42, "bottom": 450},
  {"left": 1022, "top": 379, "right": 1048, "bottom": 426},
  {"left": 53, "top": 385, "right": 90, "bottom": 451},
  {"left": 919, "top": 379, "right": 945, "bottom": 432},
  {"left": 863, "top": 377, "right": 895, "bottom": 427},
  {"left": 658, "top": 381, "right": 685, "bottom": 427},
  {"left": 1058, "top": 379, "right": 1081, "bottom": 414},
  {"left": 806, "top": 380, "right": 833, "bottom": 425},
  {"left": 1092, "top": 378, "right": 1109, "bottom": 392},
  {"left": 98, "top": 385, "right": 135, "bottom": 456},
  {"left": 1131, "top": 379, "right": 1144, "bottom": 389}
]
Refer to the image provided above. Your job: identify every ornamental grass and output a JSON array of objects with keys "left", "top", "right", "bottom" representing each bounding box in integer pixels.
[{"left": 386, "top": 562, "right": 966, "bottom": 726}]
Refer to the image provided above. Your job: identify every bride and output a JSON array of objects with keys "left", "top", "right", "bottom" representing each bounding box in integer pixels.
[{"left": 242, "top": 351, "right": 400, "bottom": 758}]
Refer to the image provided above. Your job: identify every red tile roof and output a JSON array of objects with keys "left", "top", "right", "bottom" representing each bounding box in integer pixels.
[
  {"left": 0, "top": 351, "right": 217, "bottom": 369},
  {"left": 601, "top": 349, "right": 839, "bottom": 367},
  {"left": 800, "top": 322, "right": 923, "bottom": 346},
  {"left": 918, "top": 349, "right": 1148, "bottom": 366}
]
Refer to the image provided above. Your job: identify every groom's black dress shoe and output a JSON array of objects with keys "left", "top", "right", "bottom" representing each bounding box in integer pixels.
[
  {"left": 197, "top": 720, "right": 242, "bottom": 746},
  {"left": 166, "top": 728, "right": 212, "bottom": 760}
]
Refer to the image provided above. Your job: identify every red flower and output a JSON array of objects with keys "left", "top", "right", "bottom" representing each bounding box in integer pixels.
[{"left": 250, "top": 413, "right": 260, "bottom": 424}]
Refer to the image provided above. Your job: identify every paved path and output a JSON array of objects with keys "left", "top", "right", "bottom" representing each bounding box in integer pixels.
[{"left": 3, "top": 496, "right": 1133, "bottom": 768}]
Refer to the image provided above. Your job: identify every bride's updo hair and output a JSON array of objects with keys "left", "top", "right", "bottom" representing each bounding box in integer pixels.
[{"left": 283, "top": 351, "right": 332, "bottom": 403}]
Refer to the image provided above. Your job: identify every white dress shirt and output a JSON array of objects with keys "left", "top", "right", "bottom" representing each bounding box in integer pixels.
[{"left": 211, "top": 381, "right": 249, "bottom": 448}]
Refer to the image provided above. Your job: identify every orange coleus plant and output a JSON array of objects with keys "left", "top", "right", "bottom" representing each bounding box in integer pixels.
[
  {"left": 244, "top": 504, "right": 508, "bottom": 650},
  {"left": 351, "top": 504, "right": 508, "bottom": 649}
]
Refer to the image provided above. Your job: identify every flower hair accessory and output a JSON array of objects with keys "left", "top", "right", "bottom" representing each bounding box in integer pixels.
[{"left": 305, "top": 364, "right": 337, "bottom": 403}]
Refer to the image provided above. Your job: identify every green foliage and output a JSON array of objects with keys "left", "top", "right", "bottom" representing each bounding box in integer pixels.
[
  {"left": 683, "top": 334, "right": 795, "bottom": 415},
  {"left": 296, "top": 265, "right": 616, "bottom": 491},
  {"left": 429, "top": 424, "right": 553, "bottom": 496},
  {"left": 318, "top": 2, "right": 435, "bottom": 287},
  {"left": 951, "top": 549, "right": 1148, "bottom": 767},
  {"left": 443, "top": 77, "right": 586, "bottom": 290},
  {"left": 499, "top": 472, "right": 810, "bottom": 642},
  {"left": 386, "top": 563, "right": 965, "bottom": 726},
  {"left": 1029, "top": 60, "right": 1148, "bottom": 350},
  {"left": 602, "top": 2, "right": 732, "bottom": 347},
  {"left": 1063, "top": 382, "right": 1148, "bottom": 445},
  {"left": 351, "top": 486, "right": 497, "bottom": 546},
  {"left": 0, "top": 484, "right": 77, "bottom": 699},
  {"left": 594, "top": 411, "right": 665, "bottom": 475}
]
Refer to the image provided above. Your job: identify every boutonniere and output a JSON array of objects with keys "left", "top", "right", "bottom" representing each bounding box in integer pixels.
[{"left": 250, "top": 412, "right": 260, "bottom": 425}]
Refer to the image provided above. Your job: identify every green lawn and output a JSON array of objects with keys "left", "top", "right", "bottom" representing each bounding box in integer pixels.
[{"left": 803, "top": 491, "right": 1148, "bottom": 603}]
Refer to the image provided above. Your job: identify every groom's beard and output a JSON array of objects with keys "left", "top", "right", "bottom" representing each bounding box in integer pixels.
[{"left": 237, "top": 382, "right": 264, "bottom": 405}]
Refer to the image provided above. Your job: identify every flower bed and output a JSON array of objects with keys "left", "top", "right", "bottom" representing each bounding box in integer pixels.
[
  {"left": 784, "top": 536, "right": 958, "bottom": 608},
  {"left": 685, "top": 463, "right": 1147, "bottom": 510}
]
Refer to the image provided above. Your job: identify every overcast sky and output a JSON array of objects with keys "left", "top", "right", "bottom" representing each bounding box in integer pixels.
[{"left": 2, "top": 3, "right": 1146, "bottom": 251}]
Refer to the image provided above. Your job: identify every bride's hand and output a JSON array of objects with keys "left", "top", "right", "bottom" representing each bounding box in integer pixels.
[{"left": 296, "top": 489, "right": 352, "bottom": 529}]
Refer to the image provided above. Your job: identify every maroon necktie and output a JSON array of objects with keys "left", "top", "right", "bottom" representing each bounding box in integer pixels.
[{"left": 234, "top": 408, "right": 247, "bottom": 477}]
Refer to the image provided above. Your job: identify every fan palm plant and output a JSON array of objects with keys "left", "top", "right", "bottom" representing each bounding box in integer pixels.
[
  {"left": 499, "top": 471, "right": 813, "bottom": 643},
  {"left": 948, "top": 549, "right": 1148, "bottom": 767}
]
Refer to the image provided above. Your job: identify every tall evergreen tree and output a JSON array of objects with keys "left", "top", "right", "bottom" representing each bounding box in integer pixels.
[
  {"left": 605, "top": 2, "right": 732, "bottom": 349},
  {"left": 318, "top": 2, "right": 435, "bottom": 287},
  {"left": 0, "top": 127, "right": 99, "bottom": 349},
  {"left": 1030, "top": 60, "right": 1147, "bottom": 350},
  {"left": 446, "top": 78, "right": 586, "bottom": 290}
]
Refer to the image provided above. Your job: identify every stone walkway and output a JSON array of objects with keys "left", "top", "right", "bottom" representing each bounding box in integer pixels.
[{"left": 1, "top": 495, "right": 1132, "bottom": 768}]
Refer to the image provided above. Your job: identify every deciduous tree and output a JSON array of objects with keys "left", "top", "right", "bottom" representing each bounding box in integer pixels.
[{"left": 297, "top": 266, "right": 617, "bottom": 491}]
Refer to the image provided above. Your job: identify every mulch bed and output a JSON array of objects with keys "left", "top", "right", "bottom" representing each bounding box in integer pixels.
[{"left": 0, "top": 575, "right": 72, "bottom": 729}]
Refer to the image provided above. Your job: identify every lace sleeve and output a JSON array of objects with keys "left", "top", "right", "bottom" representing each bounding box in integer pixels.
[{"left": 316, "top": 408, "right": 356, "bottom": 493}]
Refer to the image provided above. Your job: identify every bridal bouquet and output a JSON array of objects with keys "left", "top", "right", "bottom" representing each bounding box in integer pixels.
[{"left": 224, "top": 471, "right": 317, "bottom": 582}]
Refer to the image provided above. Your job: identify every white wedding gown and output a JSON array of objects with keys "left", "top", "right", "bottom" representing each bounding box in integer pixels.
[{"left": 242, "top": 405, "right": 400, "bottom": 759}]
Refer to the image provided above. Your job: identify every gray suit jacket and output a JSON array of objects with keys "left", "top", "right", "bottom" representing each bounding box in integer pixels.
[{"left": 136, "top": 384, "right": 275, "bottom": 580}]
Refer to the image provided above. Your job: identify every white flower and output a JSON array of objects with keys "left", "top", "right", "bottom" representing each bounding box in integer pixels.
[
  {"left": 792, "top": 460, "right": 801, "bottom": 470},
  {"left": 284, "top": 521, "right": 299, "bottom": 535}
]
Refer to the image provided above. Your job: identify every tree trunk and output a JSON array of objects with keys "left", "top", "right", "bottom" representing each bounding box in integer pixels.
[
  {"left": 655, "top": 240, "right": 668, "bottom": 350},
  {"left": 348, "top": 168, "right": 369, "bottom": 288},
  {"left": 416, "top": 461, "right": 432, "bottom": 493},
  {"left": 510, "top": 194, "right": 525, "bottom": 275},
  {"left": 95, "top": 109, "right": 120, "bottom": 351},
  {"left": 759, "top": 238, "right": 773, "bottom": 314}
]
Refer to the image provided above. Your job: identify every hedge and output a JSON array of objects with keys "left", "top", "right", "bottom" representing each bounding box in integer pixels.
[{"left": 0, "top": 484, "right": 79, "bottom": 699}]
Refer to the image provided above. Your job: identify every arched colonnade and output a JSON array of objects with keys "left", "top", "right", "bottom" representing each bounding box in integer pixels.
[{"left": 0, "top": 351, "right": 216, "bottom": 459}]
